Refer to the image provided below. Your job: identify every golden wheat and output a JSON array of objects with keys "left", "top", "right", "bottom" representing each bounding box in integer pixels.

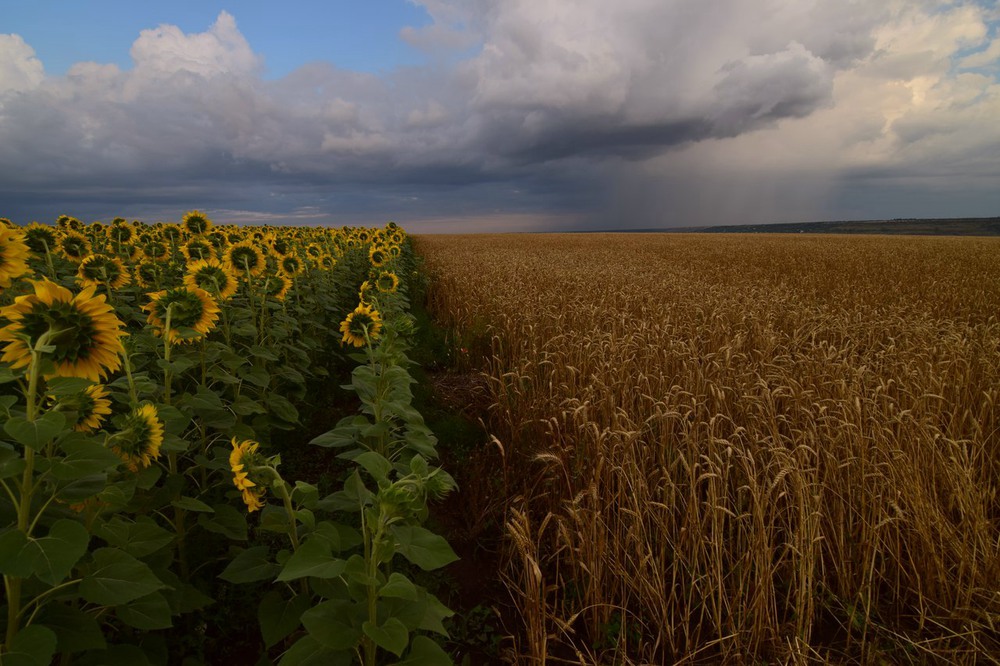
[{"left": 416, "top": 233, "right": 1000, "bottom": 665}]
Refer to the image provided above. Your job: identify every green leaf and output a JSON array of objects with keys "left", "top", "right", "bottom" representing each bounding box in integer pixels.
[
  {"left": 37, "top": 603, "right": 106, "bottom": 653},
  {"left": 0, "top": 446, "right": 26, "bottom": 480},
  {"left": 355, "top": 451, "right": 392, "bottom": 485},
  {"left": 276, "top": 537, "right": 346, "bottom": 582},
  {"left": 390, "top": 635, "right": 454, "bottom": 666},
  {"left": 300, "top": 600, "right": 363, "bottom": 651},
  {"left": 3, "top": 624, "right": 57, "bottom": 666},
  {"left": 231, "top": 395, "right": 266, "bottom": 416},
  {"left": 379, "top": 572, "right": 418, "bottom": 601},
  {"left": 116, "top": 591, "right": 173, "bottom": 630},
  {"left": 267, "top": 394, "right": 299, "bottom": 423},
  {"left": 198, "top": 504, "right": 248, "bottom": 541},
  {"left": 362, "top": 617, "right": 409, "bottom": 657},
  {"left": 309, "top": 416, "right": 367, "bottom": 448},
  {"left": 50, "top": 438, "right": 122, "bottom": 480},
  {"left": 95, "top": 517, "right": 174, "bottom": 558},
  {"left": 4, "top": 411, "right": 66, "bottom": 451},
  {"left": 0, "top": 365, "right": 18, "bottom": 384},
  {"left": 219, "top": 546, "right": 280, "bottom": 583},
  {"left": 0, "top": 528, "right": 31, "bottom": 577},
  {"left": 292, "top": 481, "right": 319, "bottom": 509},
  {"left": 79, "top": 547, "right": 166, "bottom": 606},
  {"left": 45, "top": 376, "right": 95, "bottom": 397},
  {"left": 239, "top": 365, "right": 271, "bottom": 388},
  {"left": 390, "top": 525, "right": 459, "bottom": 571},
  {"left": 313, "top": 521, "right": 363, "bottom": 552},
  {"left": 258, "top": 591, "right": 312, "bottom": 648},
  {"left": 171, "top": 496, "right": 214, "bottom": 513},
  {"left": 277, "top": 635, "right": 342, "bottom": 666},
  {"left": 26, "top": 519, "right": 90, "bottom": 585}
]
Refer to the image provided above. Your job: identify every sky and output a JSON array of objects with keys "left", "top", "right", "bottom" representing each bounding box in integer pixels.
[{"left": 1, "top": 0, "right": 999, "bottom": 232}]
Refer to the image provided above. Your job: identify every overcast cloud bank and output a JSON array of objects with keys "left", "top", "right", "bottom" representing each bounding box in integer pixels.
[{"left": 1, "top": 1, "right": 998, "bottom": 230}]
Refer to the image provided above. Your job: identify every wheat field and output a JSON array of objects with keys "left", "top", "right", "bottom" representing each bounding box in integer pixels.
[{"left": 415, "top": 233, "right": 1000, "bottom": 665}]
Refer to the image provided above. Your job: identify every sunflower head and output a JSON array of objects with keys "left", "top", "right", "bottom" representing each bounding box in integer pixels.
[
  {"left": 57, "top": 230, "right": 91, "bottom": 263},
  {"left": 56, "top": 216, "right": 83, "bottom": 232},
  {"left": 230, "top": 438, "right": 268, "bottom": 513},
  {"left": 182, "top": 211, "right": 213, "bottom": 235},
  {"left": 23, "top": 224, "right": 58, "bottom": 256},
  {"left": 264, "top": 273, "right": 291, "bottom": 301},
  {"left": 184, "top": 258, "right": 238, "bottom": 300},
  {"left": 109, "top": 219, "right": 134, "bottom": 244},
  {"left": 0, "top": 278, "right": 126, "bottom": 382},
  {"left": 0, "top": 227, "right": 31, "bottom": 289},
  {"left": 181, "top": 236, "right": 215, "bottom": 263},
  {"left": 53, "top": 383, "right": 112, "bottom": 433},
  {"left": 304, "top": 243, "right": 323, "bottom": 259},
  {"left": 374, "top": 271, "right": 399, "bottom": 294},
  {"left": 270, "top": 237, "right": 292, "bottom": 257},
  {"left": 142, "top": 239, "right": 169, "bottom": 261},
  {"left": 340, "top": 302, "right": 383, "bottom": 348},
  {"left": 318, "top": 254, "right": 337, "bottom": 271},
  {"left": 279, "top": 255, "right": 302, "bottom": 276},
  {"left": 158, "top": 224, "right": 183, "bottom": 243},
  {"left": 143, "top": 286, "right": 220, "bottom": 344},
  {"left": 206, "top": 231, "right": 228, "bottom": 251},
  {"left": 368, "top": 245, "right": 388, "bottom": 268},
  {"left": 224, "top": 241, "right": 265, "bottom": 277},
  {"left": 109, "top": 404, "right": 164, "bottom": 471},
  {"left": 77, "top": 254, "right": 130, "bottom": 290}
]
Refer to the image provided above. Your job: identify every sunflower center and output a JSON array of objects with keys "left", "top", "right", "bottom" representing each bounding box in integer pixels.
[{"left": 161, "top": 292, "right": 205, "bottom": 328}]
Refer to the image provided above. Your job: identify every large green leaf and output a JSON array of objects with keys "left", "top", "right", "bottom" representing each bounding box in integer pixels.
[
  {"left": 4, "top": 411, "right": 66, "bottom": 451},
  {"left": 2, "top": 625, "right": 57, "bottom": 666},
  {"left": 25, "top": 519, "right": 90, "bottom": 585},
  {"left": 79, "top": 547, "right": 166, "bottom": 606},
  {"left": 0, "top": 528, "right": 32, "bottom": 577},
  {"left": 95, "top": 517, "right": 174, "bottom": 559},
  {"left": 198, "top": 504, "right": 248, "bottom": 541},
  {"left": 170, "top": 496, "right": 214, "bottom": 513},
  {"left": 362, "top": 617, "right": 409, "bottom": 657},
  {"left": 277, "top": 635, "right": 347, "bottom": 666},
  {"left": 276, "top": 537, "right": 346, "bottom": 582},
  {"left": 300, "top": 599, "right": 362, "bottom": 651},
  {"left": 218, "top": 546, "right": 279, "bottom": 584},
  {"left": 390, "top": 525, "right": 459, "bottom": 571},
  {"left": 258, "top": 591, "right": 312, "bottom": 648},
  {"left": 379, "top": 572, "right": 418, "bottom": 601},
  {"left": 50, "top": 438, "right": 122, "bottom": 480},
  {"left": 267, "top": 394, "right": 299, "bottom": 423},
  {"left": 38, "top": 603, "right": 106, "bottom": 653},
  {"left": 390, "top": 636, "right": 454, "bottom": 666},
  {"left": 116, "top": 591, "right": 173, "bottom": 630}
]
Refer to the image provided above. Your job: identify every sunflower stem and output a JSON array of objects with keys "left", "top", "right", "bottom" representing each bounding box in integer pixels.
[
  {"left": 163, "top": 303, "right": 173, "bottom": 406},
  {"left": 6, "top": 328, "right": 56, "bottom": 650},
  {"left": 120, "top": 344, "right": 140, "bottom": 406}
]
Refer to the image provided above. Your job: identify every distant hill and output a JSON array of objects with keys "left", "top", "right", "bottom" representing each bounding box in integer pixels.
[{"left": 691, "top": 217, "right": 1000, "bottom": 236}]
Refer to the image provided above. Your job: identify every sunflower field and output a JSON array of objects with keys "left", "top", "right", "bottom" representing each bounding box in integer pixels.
[{"left": 0, "top": 214, "right": 457, "bottom": 664}]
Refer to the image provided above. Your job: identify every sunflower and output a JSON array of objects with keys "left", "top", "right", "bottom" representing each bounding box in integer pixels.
[
  {"left": 182, "top": 211, "right": 212, "bottom": 235},
  {"left": 142, "top": 239, "right": 169, "bottom": 261},
  {"left": 230, "top": 438, "right": 267, "bottom": 512},
  {"left": 358, "top": 280, "right": 375, "bottom": 304},
  {"left": 304, "top": 243, "right": 323, "bottom": 260},
  {"left": 278, "top": 255, "right": 302, "bottom": 277},
  {"left": 111, "top": 240, "right": 141, "bottom": 262},
  {"left": 263, "top": 273, "right": 291, "bottom": 301},
  {"left": 56, "top": 216, "right": 83, "bottom": 232},
  {"left": 181, "top": 236, "right": 215, "bottom": 262},
  {"left": 22, "top": 224, "right": 58, "bottom": 256},
  {"left": 143, "top": 286, "right": 220, "bottom": 344},
  {"left": 340, "top": 302, "right": 382, "bottom": 348},
  {"left": 108, "top": 404, "right": 164, "bottom": 471},
  {"left": 318, "top": 254, "right": 337, "bottom": 271},
  {"left": 270, "top": 237, "right": 292, "bottom": 257},
  {"left": 57, "top": 230, "right": 91, "bottom": 263},
  {"left": 77, "top": 254, "right": 130, "bottom": 290},
  {"left": 55, "top": 383, "right": 112, "bottom": 433},
  {"left": 109, "top": 219, "right": 134, "bottom": 244},
  {"left": 158, "top": 224, "right": 183, "bottom": 244},
  {"left": 224, "top": 241, "right": 266, "bottom": 277},
  {"left": 184, "top": 257, "right": 238, "bottom": 300},
  {"left": 386, "top": 244, "right": 402, "bottom": 259},
  {"left": 374, "top": 271, "right": 399, "bottom": 294},
  {"left": 133, "top": 261, "right": 161, "bottom": 288},
  {"left": 0, "top": 227, "right": 31, "bottom": 289},
  {"left": 368, "top": 245, "right": 388, "bottom": 268},
  {"left": 206, "top": 231, "right": 228, "bottom": 252},
  {"left": 0, "top": 279, "right": 126, "bottom": 382}
]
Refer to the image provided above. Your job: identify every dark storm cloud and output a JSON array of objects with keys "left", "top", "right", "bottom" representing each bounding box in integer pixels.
[{"left": 2, "top": 2, "right": 996, "bottom": 228}]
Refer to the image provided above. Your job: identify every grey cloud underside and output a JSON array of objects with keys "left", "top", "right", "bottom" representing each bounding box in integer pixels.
[{"left": 0, "top": 2, "right": 911, "bottom": 224}]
